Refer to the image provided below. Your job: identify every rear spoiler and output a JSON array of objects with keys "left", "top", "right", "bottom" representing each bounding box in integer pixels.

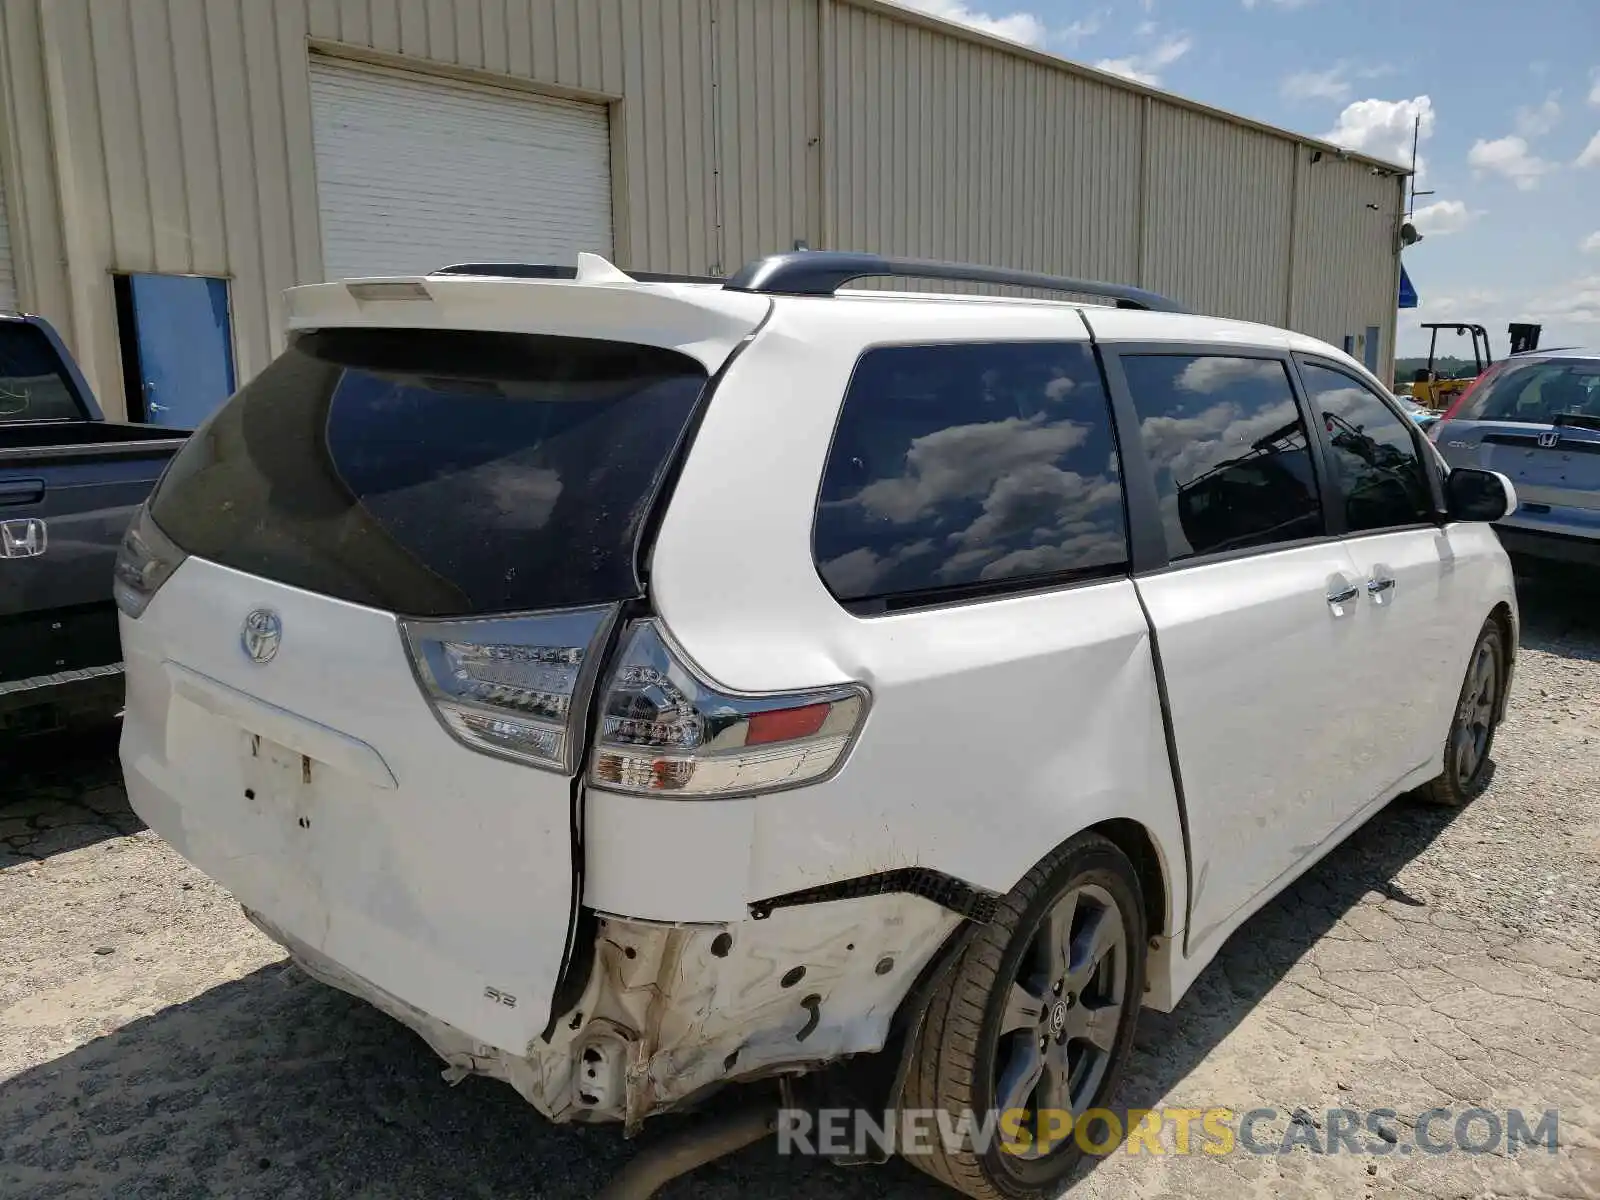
[{"left": 284, "top": 257, "right": 770, "bottom": 374}]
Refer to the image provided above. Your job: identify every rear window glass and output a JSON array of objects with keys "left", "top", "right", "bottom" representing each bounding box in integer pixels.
[
  {"left": 0, "top": 321, "right": 83, "bottom": 423},
  {"left": 813, "top": 341, "right": 1128, "bottom": 610},
  {"left": 150, "top": 328, "right": 707, "bottom": 617},
  {"left": 1456, "top": 359, "right": 1600, "bottom": 424}
]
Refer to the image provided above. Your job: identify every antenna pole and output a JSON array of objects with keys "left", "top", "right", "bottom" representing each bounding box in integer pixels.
[{"left": 1405, "top": 114, "right": 1434, "bottom": 217}]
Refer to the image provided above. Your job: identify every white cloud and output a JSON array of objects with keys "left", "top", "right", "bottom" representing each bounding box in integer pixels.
[
  {"left": 1514, "top": 93, "right": 1562, "bottom": 138},
  {"left": 1468, "top": 135, "right": 1556, "bottom": 189},
  {"left": 478, "top": 465, "right": 562, "bottom": 528},
  {"left": 1577, "top": 131, "right": 1600, "bottom": 168},
  {"left": 1094, "top": 36, "right": 1192, "bottom": 86},
  {"left": 1524, "top": 275, "right": 1600, "bottom": 326},
  {"left": 1059, "top": 15, "right": 1102, "bottom": 44},
  {"left": 1417, "top": 288, "right": 1501, "bottom": 320},
  {"left": 890, "top": 0, "right": 1047, "bottom": 46},
  {"left": 1323, "top": 95, "right": 1433, "bottom": 169},
  {"left": 1583, "top": 232, "right": 1600, "bottom": 254},
  {"left": 1176, "top": 357, "right": 1286, "bottom": 395},
  {"left": 972, "top": 527, "right": 1126, "bottom": 582},
  {"left": 819, "top": 541, "right": 935, "bottom": 596},
  {"left": 947, "top": 461, "right": 1120, "bottom": 556},
  {"left": 1398, "top": 278, "right": 1600, "bottom": 357},
  {"left": 1282, "top": 65, "right": 1351, "bottom": 103},
  {"left": 1409, "top": 199, "right": 1479, "bottom": 237},
  {"left": 852, "top": 415, "right": 1091, "bottom": 523},
  {"left": 1141, "top": 397, "right": 1303, "bottom": 497}
]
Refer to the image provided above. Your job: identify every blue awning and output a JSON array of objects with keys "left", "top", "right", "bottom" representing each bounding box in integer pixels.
[{"left": 1399, "top": 264, "right": 1418, "bottom": 309}]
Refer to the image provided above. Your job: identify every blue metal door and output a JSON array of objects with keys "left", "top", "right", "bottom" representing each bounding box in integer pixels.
[{"left": 129, "top": 274, "right": 235, "bottom": 429}]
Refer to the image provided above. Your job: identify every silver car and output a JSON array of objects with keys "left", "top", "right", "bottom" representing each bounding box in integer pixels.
[{"left": 1431, "top": 350, "right": 1600, "bottom": 566}]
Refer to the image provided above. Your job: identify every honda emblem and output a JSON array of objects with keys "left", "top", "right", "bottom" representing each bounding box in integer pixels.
[
  {"left": 0, "top": 518, "right": 46, "bottom": 559},
  {"left": 1538, "top": 430, "right": 1561, "bottom": 448}
]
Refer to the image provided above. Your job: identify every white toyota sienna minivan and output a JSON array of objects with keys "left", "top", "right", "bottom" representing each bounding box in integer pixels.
[{"left": 115, "top": 252, "right": 1519, "bottom": 1198}]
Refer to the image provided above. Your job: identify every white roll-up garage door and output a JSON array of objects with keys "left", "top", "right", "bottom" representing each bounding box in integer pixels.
[
  {"left": 309, "top": 60, "right": 613, "bottom": 281},
  {"left": 0, "top": 171, "right": 17, "bottom": 311}
]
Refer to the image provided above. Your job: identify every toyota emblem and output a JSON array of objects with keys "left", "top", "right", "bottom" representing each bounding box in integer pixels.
[
  {"left": 241, "top": 609, "right": 282, "bottom": 664},
  {"left": 1049, "top": 1001, "right": 1068, "bottom": 1037}
]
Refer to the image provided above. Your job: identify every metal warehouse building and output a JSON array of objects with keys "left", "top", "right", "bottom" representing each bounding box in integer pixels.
[{"left": 0, "top": 0, "right": 1408, "bottom": 425}]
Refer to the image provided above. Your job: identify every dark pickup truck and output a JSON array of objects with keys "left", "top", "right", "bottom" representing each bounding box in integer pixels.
[{"left": 0, "top": 313, "right": 188, "bottom": 730}]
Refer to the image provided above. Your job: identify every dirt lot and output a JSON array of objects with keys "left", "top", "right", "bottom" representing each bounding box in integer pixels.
[{"left": 3, "top": 571, "right": 1598, "bottom": 1200}]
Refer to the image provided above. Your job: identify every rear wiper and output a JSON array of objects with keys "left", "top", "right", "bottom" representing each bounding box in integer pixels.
[{"left": 1553, "top": 412, "right": 1600, "bottom": 433}]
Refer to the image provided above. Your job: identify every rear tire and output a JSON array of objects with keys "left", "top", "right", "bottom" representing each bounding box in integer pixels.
[
  {"left": 1420, "top": 618, "right": 1506, "bottom": 807},
  {"left": 901, "top": 833, "right": 1146, "bottom": 1200}
]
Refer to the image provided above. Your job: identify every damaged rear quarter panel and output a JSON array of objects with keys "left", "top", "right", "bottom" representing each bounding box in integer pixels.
[
  {"left": 574, "top": 894, "right": 963, "bottom": 1126},
  {"left": 254, "top": 893, "right": 961, "bottom": 1127}
]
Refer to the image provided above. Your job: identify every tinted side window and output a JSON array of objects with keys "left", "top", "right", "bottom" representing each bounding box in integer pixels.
[
  {"left": 0, "top": 322, "right": 83, "bottom": 423},
  {"left": 814, "top": 341, "right": 1128, "bottom": 607},
  {"left": 1121, "top": 354, "right": 1323, "bottom": 560},
  {"left": 1298, "top": 361, "right": 1431, "bottom": 532}
]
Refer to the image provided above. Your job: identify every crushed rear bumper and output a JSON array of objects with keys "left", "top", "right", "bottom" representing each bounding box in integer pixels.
[{"left": 246, "top": 891, "right": 960, "bottom": 1128}]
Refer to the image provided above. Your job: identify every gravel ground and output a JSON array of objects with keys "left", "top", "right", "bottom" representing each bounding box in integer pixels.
[{"left": 2, "top": 568, "right": 1597, "bottom": 1199}]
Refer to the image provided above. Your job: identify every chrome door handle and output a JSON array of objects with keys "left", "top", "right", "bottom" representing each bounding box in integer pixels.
[
  {"left": 1327, "top": 584, "right": 1360, "bottom": 606},
  {"left": 1368, "top": 576, "right": 1397, "bottom": 595}
]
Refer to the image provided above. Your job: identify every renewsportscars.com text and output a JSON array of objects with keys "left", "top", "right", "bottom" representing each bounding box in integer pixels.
[{"left": 776, "top": 1106, "right": 1560, "bottom": 1159}]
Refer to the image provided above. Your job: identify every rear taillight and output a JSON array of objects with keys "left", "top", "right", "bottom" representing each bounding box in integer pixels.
[
  {"left": 588, "top": 620, "right": 868, "bottom": 799},
  {"left": 113, "top": 505, "right": 189, "bottom": 619},
  {"left": 402, "top": 606, "right": 618, "bottom": 773}
]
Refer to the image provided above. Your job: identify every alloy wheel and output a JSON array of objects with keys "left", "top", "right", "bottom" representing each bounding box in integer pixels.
[
  {"left": 991, "top": 882, "right": 1129, "bottom": 1157},
  {"left": 1453, "top": 640, "right": 1499, "bottom": 785}
]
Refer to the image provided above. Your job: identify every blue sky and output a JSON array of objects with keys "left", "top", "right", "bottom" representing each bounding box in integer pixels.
[{"left": 897, "top": 0, "right": 1600, "bottom": 358}]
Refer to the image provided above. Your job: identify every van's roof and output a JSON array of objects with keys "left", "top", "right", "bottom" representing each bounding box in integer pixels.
[{"left": 287, "top": 253, "right": 1370, "bottom": 383}]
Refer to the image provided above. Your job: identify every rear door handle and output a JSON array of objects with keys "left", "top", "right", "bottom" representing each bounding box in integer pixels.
[
  {"left": 1367, "top": 576, "right": 1397, "bottom": 595},
  {"left": 0, "top": 479, "right": 46, "bottom": 506},
  {"left": 1327, "top": 583, "right": 1360, "bottom": 606}
]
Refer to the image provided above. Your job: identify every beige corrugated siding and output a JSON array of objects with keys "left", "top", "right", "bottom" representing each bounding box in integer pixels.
[
  {"left": 0, "top": 158, "right": 15, "bottom": 311},
  {"left": 713, "top": 0, "right": 821, "bottom": 274},
  {"left": 0, "top": 0, "right": 72, "bottom": 330},
  {"left": 827, "top": 3, "right": 1142, "bottom": 292},
  {"left": 0, "top": 0, "right": 1404, "bottom": 418},
  {"left": 1143, "top": 104, "right": 1294, "bottom": 326},
  {"left": 1293, "top": 156, "right": 1406, "bottom": 372}
]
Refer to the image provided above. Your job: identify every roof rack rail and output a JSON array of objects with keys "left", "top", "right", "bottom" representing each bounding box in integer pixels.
[
  {"left": 433, "top": 263, "right": 725, "bottom": 285},
  {"left": 722, "top": 251, "right": 1188, "bottom": 313}
]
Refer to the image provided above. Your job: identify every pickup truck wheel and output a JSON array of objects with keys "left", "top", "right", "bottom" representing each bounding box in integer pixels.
[
  {"left": 901, "top": 833, "right": 1146, "bottom": 1200},
  {"left": 1420, "top": 619, "right": 1506, "bottom": 807}
]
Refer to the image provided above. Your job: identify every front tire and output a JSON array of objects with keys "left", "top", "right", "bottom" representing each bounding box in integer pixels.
[
  {"left": 1420, "top": 618, "right": 1506, "bottom": 807},
  {"left": 901, "top": 833, "right": 1147, "bottom": 1199}
]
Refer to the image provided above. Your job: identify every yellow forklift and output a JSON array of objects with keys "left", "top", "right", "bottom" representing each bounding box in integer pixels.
[
  {"left": 1408, "top": 322, "right": 1544, "bottom": 412},
  {"left": 1409, "top": 323, "right": 1492, "bottom": 410}
]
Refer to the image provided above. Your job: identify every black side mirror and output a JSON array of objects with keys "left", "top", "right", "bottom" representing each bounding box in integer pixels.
[{"left": 1445, "top": 467, "right": 1517, "bottom": 523}]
